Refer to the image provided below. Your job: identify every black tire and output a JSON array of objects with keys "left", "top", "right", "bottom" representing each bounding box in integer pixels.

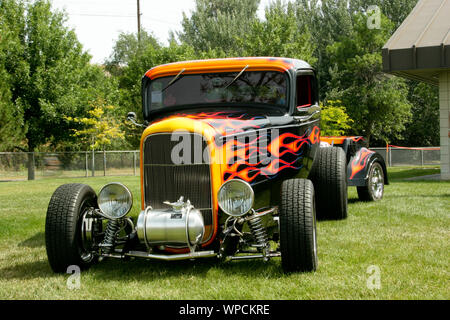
[
  {"left": 357, "top": 162, "right": 385, "bottom": 201},
  {"left": 279, "top": 179, "right": 318, "bottom": 273},
  {"left": 309, "top": 147, "right": 348, "bottom": 220},
  {"left": 45, "top": 183, "right": 98, "bottom": 273}
]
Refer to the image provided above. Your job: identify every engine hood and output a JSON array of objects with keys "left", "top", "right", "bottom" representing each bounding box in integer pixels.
[{"left": 146, "top": 109, "right": 286, "bottom": 138}]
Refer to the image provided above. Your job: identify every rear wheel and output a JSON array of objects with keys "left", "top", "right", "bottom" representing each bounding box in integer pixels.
[
  {"left": 357, "top": 162, "right": 384, "bottom": 201},
  {"left": 279, "top": 178, "right": 318, "bottom": 273},
  {"left": 45, "top": 183, "right": 98, "bottom": 273},
  {"left": 309, "top": 147, "right": 348, "bottom": 220}
]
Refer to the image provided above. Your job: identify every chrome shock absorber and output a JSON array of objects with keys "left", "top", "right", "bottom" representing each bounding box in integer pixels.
[
  {"left": 100, "top": 219, "right": 120, "bottom": 253},
  {"left": 247, "top": 211, "right": 270, "bottom": 260}
]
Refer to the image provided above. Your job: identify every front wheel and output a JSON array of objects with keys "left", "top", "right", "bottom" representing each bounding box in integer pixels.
[
  {"left": 357, "top": 162, "right": 385, "bottom": 201},
  {"left": 279, "top": 178, "right": 318, "bottom": 273},
  {"left": 45, "top": 183, "right": 98, "bottom": 273}
]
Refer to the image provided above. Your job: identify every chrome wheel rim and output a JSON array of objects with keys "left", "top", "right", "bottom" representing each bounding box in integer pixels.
[
  {"left": 370, "top": 165, "right": 384, "bottom": 200},
  {"left": 79, "top": 205, "right": 96, "bottom": 263}
]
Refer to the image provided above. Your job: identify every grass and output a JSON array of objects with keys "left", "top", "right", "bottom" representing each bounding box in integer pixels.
[
  {"left": 0, "top": 166, "right": 448, "bottom": 299},
  {"left": 0, "top": 168, "right": 136, "bottom": 181}
]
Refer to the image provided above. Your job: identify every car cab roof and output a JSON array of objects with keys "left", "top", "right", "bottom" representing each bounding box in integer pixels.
[{"left": 144, "top": 57, "right": 312, "bottom": 80}]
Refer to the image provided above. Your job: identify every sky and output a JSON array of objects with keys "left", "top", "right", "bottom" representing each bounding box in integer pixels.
[{"left": 51, "top": 0, "right": 276, "bottom": 64}]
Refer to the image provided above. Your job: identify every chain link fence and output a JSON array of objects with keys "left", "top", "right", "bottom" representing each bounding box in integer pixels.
[
  {"left": 0, "top": 147, "right": 441, "bottom": 181},
  {"left": 370, "top": 147, "right": 440, "bottom": 167},
  {"left": 0, "top": 151, "right": 139, "bottom": 181}
]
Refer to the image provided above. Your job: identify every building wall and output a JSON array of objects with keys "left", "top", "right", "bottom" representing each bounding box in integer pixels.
[{"left": 439, "top": 71, "right": 450, "bottom": 180}]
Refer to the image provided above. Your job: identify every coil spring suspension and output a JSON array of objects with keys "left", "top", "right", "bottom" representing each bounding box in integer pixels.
[
  {"left": 247, "top": 213, "right": 269, "bottom": 252},
  {"left": 101, "top": 219, "right": 120, "bottom": 253}
]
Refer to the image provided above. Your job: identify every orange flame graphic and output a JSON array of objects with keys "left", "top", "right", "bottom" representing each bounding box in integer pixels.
[
  {"left": 220, "top": 126, "right": 320, "bottom": 183},
  {"left": 349, "top": 148, "right": 374, "bottom": 179}
]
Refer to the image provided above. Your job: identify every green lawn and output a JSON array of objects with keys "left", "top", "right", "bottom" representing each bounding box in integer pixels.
[{"left": 0, "top": 166, "right": 448, "bottom": 299}]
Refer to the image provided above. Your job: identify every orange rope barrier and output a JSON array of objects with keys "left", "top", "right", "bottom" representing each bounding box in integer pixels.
[{"left": 387, "top": 145, "right": 440, "bottom": 151}]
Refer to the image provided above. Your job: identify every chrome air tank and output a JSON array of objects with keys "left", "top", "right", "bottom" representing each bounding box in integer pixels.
[{"left": 136, "top": 197, "right": 205, "bottom": 249}]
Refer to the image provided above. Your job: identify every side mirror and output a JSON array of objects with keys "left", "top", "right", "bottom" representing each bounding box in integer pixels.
[{"left": 126, "top": 112, "right": 147, "bottom": 128}]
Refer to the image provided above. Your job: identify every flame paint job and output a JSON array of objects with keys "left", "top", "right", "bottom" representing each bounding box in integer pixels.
[
  {"left": 148, "top": 110, "right": 319, "bottom": 185},
  {"left": 220, "top": 126, "right": 320, "bottom": 184},
  {"left": 167, "top": 111, "right": 265, "bottom": 135},
  {"left": 349, "top": 147, "right": 375, "bottom": 180}
]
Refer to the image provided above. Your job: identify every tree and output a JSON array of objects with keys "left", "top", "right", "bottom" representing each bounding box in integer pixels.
[
  {"left": 0, "top": 74, "right": 24, "bottom": 151},
  {"left": 241, "top": 0, "right": 316, "bottom": 64},
  {"left": 326, "top": 13, "right": 411, "bottom": 144},
  {"left": 65, "top": 99, "right": 125, "bottom": 151},
  {"left": 0, "top": 0, "right": 26, "bottom": 151},
  {"left": 320, "top": 100, "right": 353, "bottom": 136},
  {"left": 105, "top": 30, "right": 160, "bottom": 77},
  {"left": 294, "top": 0, "right": 354, "bottom": 98},
  {"left": 0, "top": 20, "right": 24, "bottom": 151},
  {"left": 399, "top": 82, "right": 440, "bottom": 147},
  {"left": 0, "top": 0, "right": 118, "bottom": 153},
  {"left": 178, "top": 0, "right": 260, "bottom": 56}
]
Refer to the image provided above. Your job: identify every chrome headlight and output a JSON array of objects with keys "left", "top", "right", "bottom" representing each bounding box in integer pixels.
[
  {"left": 218, "top": 179, "right": 254, "bottom": 217},
  {"left": 97, "top": 183, "right": 132, "bottom": 219}
]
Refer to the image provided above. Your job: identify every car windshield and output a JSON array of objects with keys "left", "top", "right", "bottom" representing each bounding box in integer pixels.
[{"left": 146, "top": 71, "right": 289, "bottom": 113}]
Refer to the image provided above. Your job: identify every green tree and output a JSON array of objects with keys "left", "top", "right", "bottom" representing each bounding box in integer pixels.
[
  {"left": 0, "top": 73, "right": 24, "bottom": 151},
  {"left": 65, "top": 99, "right": 125, "bottom": 151},
  {"left": 241, "top": 0, "right": 316, "bottom": 64},
  {"left": 320, "top": 100, "right": 353, "bottom": 136},
  {"left": 178, "top": 0, "right": 260, "bottom": 56},
  {"left": 326, "top": 13, "right": 411, "bottom": 144},
  {"left": 105, "top": 30, "right": 160, "bottom": 77},
  {"left": 0, "top": 17, "right": 24, "bottom": 151},
  {"left": 294, "top": 0, "right": 354, "bottom": 98},
  {"left": 399, "top": 82, "right": 440, "bottom": 147},
  {"left": 0, "top": 0, "right": 118, "bottom": 153},
  {"left": 0, "top": 0, "right": 26, "bottom": 151}
]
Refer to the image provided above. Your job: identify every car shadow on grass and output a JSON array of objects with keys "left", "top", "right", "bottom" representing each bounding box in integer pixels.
[
  {"left": 0, "top": 254, "right": 286, "bottom": 282},
  {"left": 88, "top": 256, "right": 285, "bottom": 282},
  {"left": 0, "top": 260, "right": 58, "bottom": 281},
  {"left": 348, "top": 197, "right": 361, "bottom": 204},
  {"left": 18, "top": 232, "right": 45, "bottom": 248}
]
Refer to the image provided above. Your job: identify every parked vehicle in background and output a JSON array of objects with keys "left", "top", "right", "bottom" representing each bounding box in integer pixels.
[{"left": 319, "top": 136, "right": 388, "bottom": 202}]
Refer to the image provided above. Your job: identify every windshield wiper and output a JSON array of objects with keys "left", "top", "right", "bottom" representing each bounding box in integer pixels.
[
  {"left": 162, "top": 68, "right": 186, "bottom": 92},
  {"left": 224, "top": 65, "right": 249, "bottom": 89}
]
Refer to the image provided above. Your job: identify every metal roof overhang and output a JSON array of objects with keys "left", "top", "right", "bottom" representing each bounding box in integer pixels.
[{"left": 382, "top": 0, "right": 450, "bottom": 86}]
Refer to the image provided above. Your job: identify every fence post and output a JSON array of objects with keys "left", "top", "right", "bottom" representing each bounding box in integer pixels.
[
  {"left": 133, "top": 151, "right": 137, "bottom": 176},
  {"left": 85, "top": 152, "right": 88, "bottom": 177},
  {"left": 27, "top": 152, "right": 35, "bottom": 180},
  {"left": 91, "top": 149, "right": 95, "bottom": 177},
  {"left": 385, "top": 144, "right": 388, "bottom": 167},
  {"left": 103, "top": 150, "right": 106, "bottom": 176},
  {"left": 389, "top": 146, "right": 392, "bottom": 167},
  {"left": 421, "top": 149, "right": 424, "bottom": 166}
]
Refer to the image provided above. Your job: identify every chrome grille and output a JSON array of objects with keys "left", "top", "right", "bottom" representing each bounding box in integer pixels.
[{"left": 143, "top": 133, "right": 212, "bottom": 226}]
